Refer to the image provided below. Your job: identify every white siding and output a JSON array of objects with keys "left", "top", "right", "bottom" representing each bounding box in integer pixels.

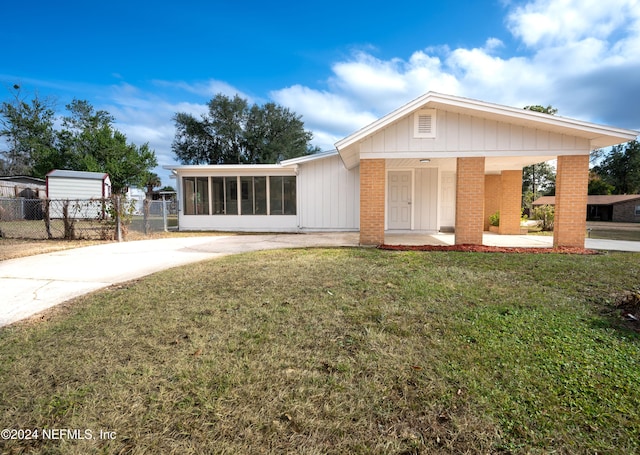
[
  {"left": 414, "top": 168, "right": 438, "bottom": 232},
  {"left": 359, "top": 110, "right": 592, "bottom": 157},
  {"left": 179, "top": 215, "right": 298, "bottom": 232},
  {"left": 298, "top": 154, "right": 360, "bottom": 230},
  {"left": 439, "top": 171, "right": 456, "bottom": 229},
  {"left": 47, "top": 177, "right": 108, "bottom": 219},
  {"left": 47, "top": 178, "right": 105, "bottom": 200}
]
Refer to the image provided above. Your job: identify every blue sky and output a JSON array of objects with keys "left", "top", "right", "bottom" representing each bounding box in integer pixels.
[{"left": 2, "top": 0, "right": 640, "bottom": 186}]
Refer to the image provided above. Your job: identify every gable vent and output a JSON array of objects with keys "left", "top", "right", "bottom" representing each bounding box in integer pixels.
[{"left": 414, "top": 109, "right": 436, "bottom": 138}]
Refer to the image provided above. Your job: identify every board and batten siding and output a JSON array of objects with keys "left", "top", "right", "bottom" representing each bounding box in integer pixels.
[
  {"left": 413, "top": 168, "right": 438, "bottom": 232},
  {"left": 361, "top": 110, "right": 591, "bottom": 156},
  {"left": 298, "top": 154, "right": 360, "bottom": 230}
]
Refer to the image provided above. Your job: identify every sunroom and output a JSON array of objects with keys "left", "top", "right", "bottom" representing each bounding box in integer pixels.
[{"left": 173, "top": 165, "right": 298, "bottom": 232}]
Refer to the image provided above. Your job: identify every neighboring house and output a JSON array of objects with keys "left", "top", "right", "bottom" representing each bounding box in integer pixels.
[
  {"left": 46, "top": 170, "right": 112, "bottom": 219},
  {"left": 0, "top": 176, "right": 46, "bottom": 221},
  {"left": 534, "top": 195, "right": 640, "bottom": 223},
  {"left": 0, "top": 176, "right": 46, "bottom": 198},
  {"left": 165, "top": 92, "right": 639, "bottom": 248}
]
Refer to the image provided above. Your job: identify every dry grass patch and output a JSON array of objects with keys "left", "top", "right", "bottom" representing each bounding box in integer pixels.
[
  {"left": 0, "top": 239, "right": 109, "bottom": 261},
  {"left": 1, "top": 249, "right": 639, "bottom": 454}
]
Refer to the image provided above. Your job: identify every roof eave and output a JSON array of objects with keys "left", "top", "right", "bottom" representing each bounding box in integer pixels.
[{"left": 335, "top": 91, "right": 639, "bottom": 155}]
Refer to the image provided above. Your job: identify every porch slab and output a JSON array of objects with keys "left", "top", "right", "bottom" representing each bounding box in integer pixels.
[{"left": 384, "top": 232, "right": 554, "bottom": 248}]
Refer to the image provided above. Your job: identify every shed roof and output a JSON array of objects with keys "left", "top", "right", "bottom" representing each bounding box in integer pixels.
[
  {"left": 0, "top": 176, "right": 46, "bottom": 185},
  {"left": 46, "top": 170, "right": 109, "bottom": 180},
  {"left": 533, "top": 195, "right": 640, "bottom": 206}
]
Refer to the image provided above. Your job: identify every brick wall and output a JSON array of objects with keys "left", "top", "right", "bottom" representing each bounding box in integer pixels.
[
  {"left": 360, "top": 159, "right": 385, "bottom": 245},
  {"left": 554, "top": 155, "right": 589, "bottom": 248},
  {"left": 612, "top": 199, "right": 640, "bottom": 223},
  {"left": 484, "top": 175, "right": 501, "bottom": 231},
  {"left": 499, "top": 170, "right": 523, "bottom": 235},
  {"left": 455, "top": 157, "right": 485, "bottom": 245}
]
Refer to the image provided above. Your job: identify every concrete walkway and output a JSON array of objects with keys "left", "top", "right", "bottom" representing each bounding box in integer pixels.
[{"left": 1, "top": 232, "right": 639, "bottom": 328}]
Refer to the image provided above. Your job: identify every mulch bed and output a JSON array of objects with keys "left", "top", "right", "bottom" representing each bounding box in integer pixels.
[{"left": 379, "top": 244, "right": 600, "bottom": 254}]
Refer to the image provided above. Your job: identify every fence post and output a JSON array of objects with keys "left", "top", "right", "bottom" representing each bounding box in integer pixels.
[
  {"left": 162, "top": 195, "right": 168, "bottom": 232},
  {"left": 44, "top": 199, "right": 52, "bottom": 239},
  {"left": 116, "top": 196, "right": 122, "bottom": 242}
]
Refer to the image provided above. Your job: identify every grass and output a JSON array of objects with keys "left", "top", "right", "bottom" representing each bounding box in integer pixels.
[
  {"left": 1, "top": 248, "right": 639, "bottom": 454},
  {"left": 0, "top": 238, "right": 110, "bottom": 261},
  {"left": 588, "top": 228, "right": 640, "bottom": 241}
]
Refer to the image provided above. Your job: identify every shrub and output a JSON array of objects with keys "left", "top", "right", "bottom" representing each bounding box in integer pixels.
[
  {"left": 531, "top": 204, "right": 555, "bottom": 231},
  {"left": 489, "top": 211, "right": 500, "bottom": 226}
]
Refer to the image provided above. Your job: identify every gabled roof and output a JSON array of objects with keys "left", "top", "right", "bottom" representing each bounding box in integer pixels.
[
  {"left": 164, "top": 151, "right": 339, "bottom": 173},
  {"left": 335, "top": 92, "right": 639, "bottom": 168},
  {"left": 279, "top": 150, "right": 338, "bottom": 166},
  {"left": 46, "top": 169, "right": 109, "bottom": 180},
  {"left": 534, "top": 195, "right": 640, "bottom": 206}
]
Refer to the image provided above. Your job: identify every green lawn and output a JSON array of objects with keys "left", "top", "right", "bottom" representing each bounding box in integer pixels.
[{"left": 1, "top": 249, "right": 639, "bottom": 454}]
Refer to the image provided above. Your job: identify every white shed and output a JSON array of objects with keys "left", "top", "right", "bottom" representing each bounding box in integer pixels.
[{"left": 46, "top": 170, "right": 112, "bottom": 219}]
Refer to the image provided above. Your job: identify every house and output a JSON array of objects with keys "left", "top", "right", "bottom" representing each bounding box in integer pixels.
[
  {"left": 46, "top": 170, "right": 112, "bottom": 219},
  {"left": 534, "top": 195, "right": 640, "bottom": 223},
  {"left": 0, "top": 176, "right": 47, "bottom": 221},
  {"left": 0, "top": 176, "right": 46, "bottom": 198},
  {"left": 165, "top": 92, "right": 639, "bottom": 248}
]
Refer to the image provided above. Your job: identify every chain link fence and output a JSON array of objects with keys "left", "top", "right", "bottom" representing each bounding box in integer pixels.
[{"left": 0, "top": 197, "right": 178, "bottom": 240}]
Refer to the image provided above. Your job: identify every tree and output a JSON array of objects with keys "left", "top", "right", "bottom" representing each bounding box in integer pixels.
[
  {"left": 1, "top": 89, "right": 157, "bottom": 192},
  {"left": 173, "top": 94, "right": 319, "bottom": 165},
  {"left": 523, "top": 104, "right": 558, "bottom": 115},
  {"left": 142, "top": 171, "right": 162, "bottom": 198},
  {"left": 522, "top": 161, "right": 556, "bottom": 205},
  {"left": 0, "top": 86, "right": 57, "bottom": 176},
  {"left": 592, "top": 140, "right": 640, "bottom": 194},
  {"left": 521, "top": 105, "right": 558, "bottom": 207},
  {"left": 588, "top": 171, "right": 614, "bottom": 195},
  {"left": 58, "top": 99, "right": 157, "bottom": 193}
]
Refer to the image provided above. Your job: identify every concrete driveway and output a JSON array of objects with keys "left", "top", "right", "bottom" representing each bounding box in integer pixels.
[
  {"left": 1, "top": 232, "right": 639, "bottom": 328},
  {"left": 0, "top": 233, "right": 358, "bottom": 327}
]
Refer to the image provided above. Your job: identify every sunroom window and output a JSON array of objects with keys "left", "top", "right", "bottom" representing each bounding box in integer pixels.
[
  {"left": 183, "top": 177, "right": 209, "bottom": 215},
  {"left": 183, "top": 175, "right": 296, "bottom": 216}
]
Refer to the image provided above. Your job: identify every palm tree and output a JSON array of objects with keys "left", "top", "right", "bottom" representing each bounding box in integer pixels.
[
  {"left": 142, "top": 172, "right": 161, "bottom": 199},
  {"left": 141, "top": 172, "right": 161, "bottom": 234}
]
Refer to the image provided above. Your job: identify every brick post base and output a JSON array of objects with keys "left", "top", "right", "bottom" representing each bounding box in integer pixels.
[
  {"left": 360, "top": 159, "right": 385, "bottom": 245},
  {"left": 455, "top": 157, "right": 485, "bottom": 245},
  {"left": 554, "top": 155, "right": 589, "bottom": 248},
  {"left": 499, "top": 170, "right": 523, "bottom": 235}
]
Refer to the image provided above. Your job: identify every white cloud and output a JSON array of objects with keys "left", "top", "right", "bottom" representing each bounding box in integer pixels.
[
  {"left": 269, "top": 0, "right": 640, "bottom": 140},
  {"left": 39, "top": 0, "right": 639, "bottom": 187},
  {"left": 270, "top": 84, "right": 378, "bottom": 140},
  {"left": 152, "top": 79, "right": 253, "bottom": 102},
  {"left": 507, "top": 0, "right": 635, "bottom": 47}
]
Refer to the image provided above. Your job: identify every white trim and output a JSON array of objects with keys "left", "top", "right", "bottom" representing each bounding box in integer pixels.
[
  {"left": 361, "top": 148, "right": 591, "bottom": 160},
  {"left": 280, "top": 150, "right": 339, "bottom": 166}
]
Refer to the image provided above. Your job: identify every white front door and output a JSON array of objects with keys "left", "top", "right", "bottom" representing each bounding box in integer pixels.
[{"left": 388, "top": 171, "right": 412, "bottom": 229}]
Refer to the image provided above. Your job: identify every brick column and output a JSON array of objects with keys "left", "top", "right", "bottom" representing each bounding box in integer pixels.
[
  {"left": 499, "top": 169, "right": 523, "bottom": 235},
  {"left": 455, "top": 157, "right": 485, "bottom": 245},
  {"left": 484, "top": 175, "right": 501, "bottom": 231},
  {"left": 360, "top": 159, "right": 385, "bottom": 245},
  {"left": 554, "top": 155, "right": 589, "bottom": 248}
]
